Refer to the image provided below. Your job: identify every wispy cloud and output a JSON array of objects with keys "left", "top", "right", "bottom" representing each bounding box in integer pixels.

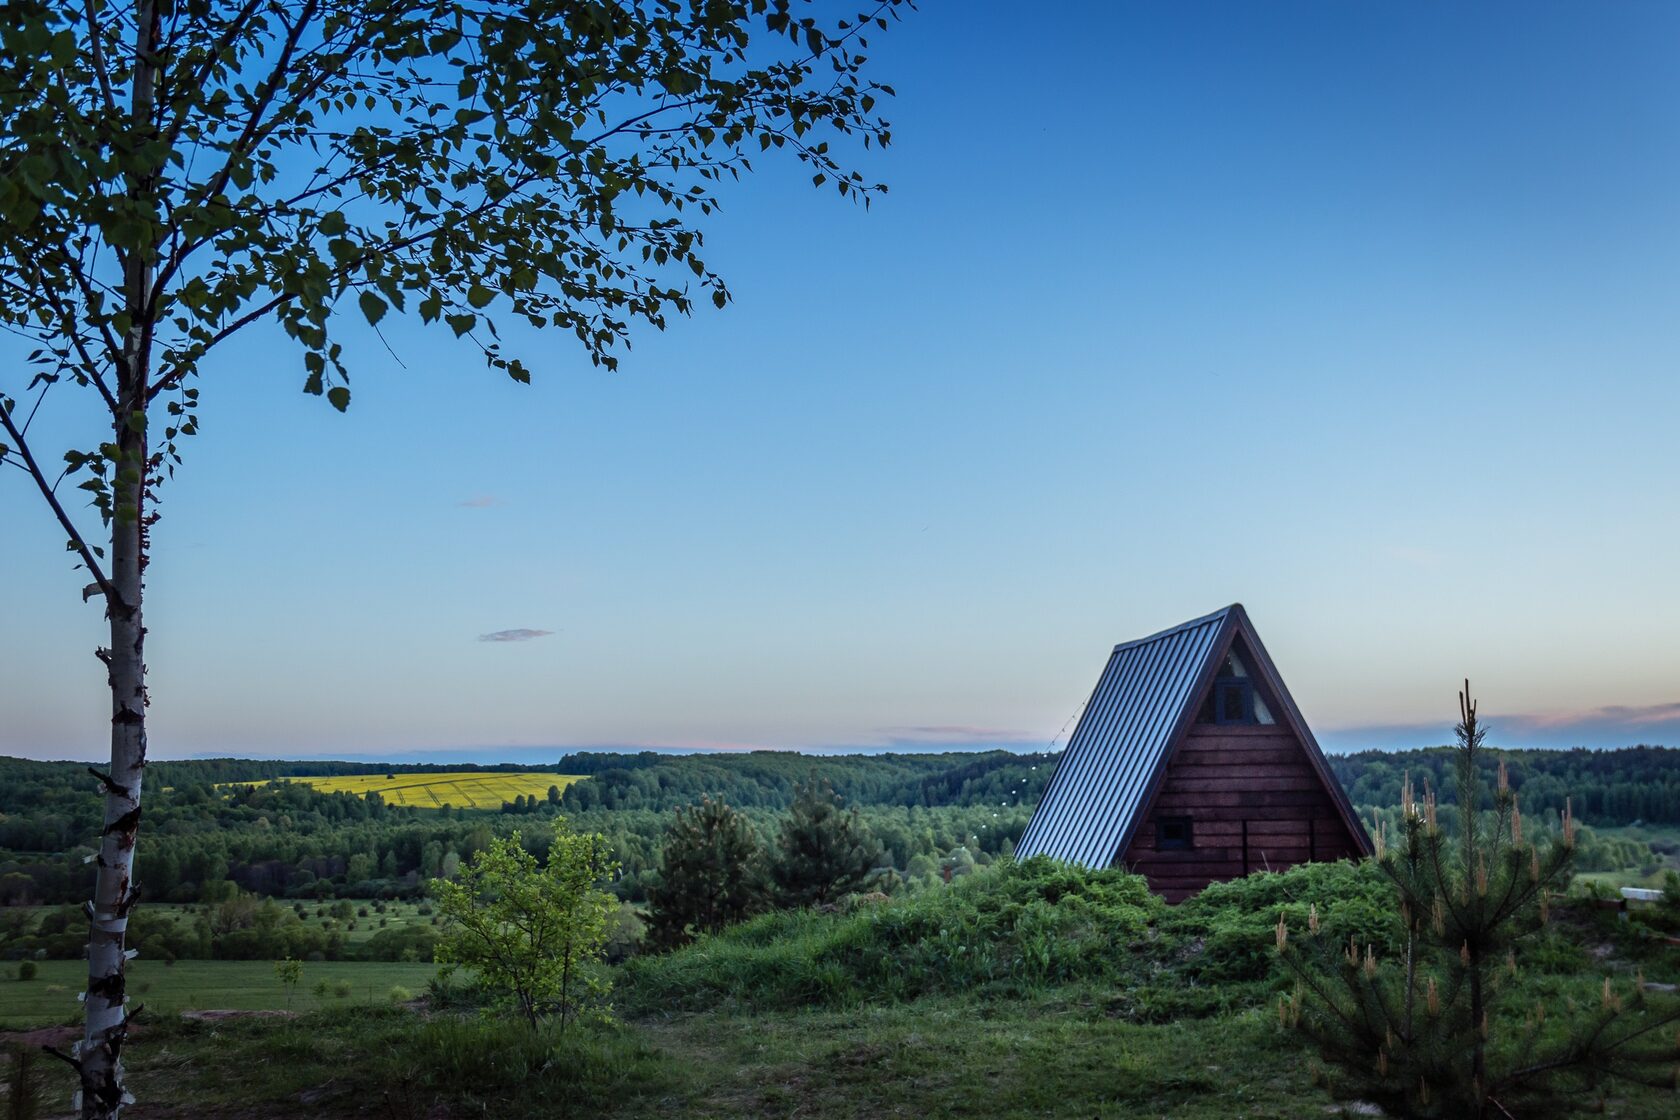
[
  {"left": 1321, "top": 700, "right": 1680, "bottom": 752},
  {"left": 1506, "top": 701, "right": 1680, "bottom": 732},
  {"left": 457, "top": 495, "right": 501, "bottom": 508},
  {"left": 478, "top": 628, "right": 553, "bottom": 643}
]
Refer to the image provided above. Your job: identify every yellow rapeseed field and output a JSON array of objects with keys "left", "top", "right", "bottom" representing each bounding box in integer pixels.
[{"left": 250, "top": 771, "right": 587, "bottom": 809}]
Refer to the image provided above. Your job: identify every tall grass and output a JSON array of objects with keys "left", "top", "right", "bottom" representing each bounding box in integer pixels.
[{"left": 621, "top": 857, "right": 1161, "bottom": 1011}]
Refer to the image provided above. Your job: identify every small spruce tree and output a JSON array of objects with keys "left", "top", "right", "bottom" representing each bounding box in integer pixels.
[
  {"left": 1277, "top": 682, "right": 1680, "bottom": 1117},
  {"left": 646, "top": 796, "right": 767, "bottom": 950},
  {"left": 769, "top": 782, "right": 882, "bottom": 908}
]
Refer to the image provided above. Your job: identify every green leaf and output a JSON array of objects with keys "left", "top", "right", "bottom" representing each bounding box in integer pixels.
[
  {"left": 327, "top": 386, "right": 351, "bottom": 412},
  {"left": 359, "top": 291, "right": 387, "bottom": 326},
  {"left": 466, "top": 284, "right": 494, "bottom": 309}
]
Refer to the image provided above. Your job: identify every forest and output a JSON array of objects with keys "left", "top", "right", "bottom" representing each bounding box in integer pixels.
[{"left": 2, "top": 744, "right": 1677, "bottom": 967}]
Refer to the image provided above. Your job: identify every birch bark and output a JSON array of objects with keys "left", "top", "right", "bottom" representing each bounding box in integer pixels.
[{"left": 78, "top": 5, "right": 159, "bottom": 1117}]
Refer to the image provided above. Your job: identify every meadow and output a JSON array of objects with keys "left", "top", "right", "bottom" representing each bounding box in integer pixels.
[
  {"left": 3, "top": 859, "right": 1675, "bottom": 1120},
  {"left": 0, "top": 960, "right": 440, "bottom": 1028},
  {"left": 227, "top": 770, "right": 587, "bottom": 809}
]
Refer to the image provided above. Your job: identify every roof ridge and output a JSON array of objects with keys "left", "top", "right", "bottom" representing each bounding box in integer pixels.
[{"left": 1112, "top": 603, "right": 1239, "bottom": 652}]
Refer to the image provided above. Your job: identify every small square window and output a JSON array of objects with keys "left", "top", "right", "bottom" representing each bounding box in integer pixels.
[
  {"left": 1215, "top": 680, "right": 1253, "bottom": 724},
  {"left": 1157, "top": 816, "right": 1193, "bottom": 850}
]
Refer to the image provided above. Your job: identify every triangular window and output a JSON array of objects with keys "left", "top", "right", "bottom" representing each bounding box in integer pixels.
[{"left": 1195, "top": 641, "right": 1276, "bottom": 725}]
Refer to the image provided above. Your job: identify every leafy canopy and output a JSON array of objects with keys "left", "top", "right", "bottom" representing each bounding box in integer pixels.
[
  {"left": 0, "top": 0, "right": 904, "bottom": 529},
  {"left": 432, "top": 827, "right": 619, "bottom": 1029}
]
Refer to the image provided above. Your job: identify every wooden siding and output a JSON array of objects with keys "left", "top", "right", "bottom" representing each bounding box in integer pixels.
[{"left": 1119, "top": 724, "right": 1364, "bottom": 903}]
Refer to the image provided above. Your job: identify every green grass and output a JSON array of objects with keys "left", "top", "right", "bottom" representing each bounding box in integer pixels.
[
  {"left": 0, "top": 959, "right": 440, "bottom": 1028},
  {"left": 282, "top": 898, "right": 438, "bottom": 944},
  {"left": 1574, "top": 823, "right": 1680, "bottom": 890},
  {"left": 6, "top": 898, "right": 438, "bottom": 945},
  {"left": 61, "top": 992, "right": 1679, "bottom": 1119}
]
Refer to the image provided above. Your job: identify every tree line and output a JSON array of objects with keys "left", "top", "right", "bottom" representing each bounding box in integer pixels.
[{"left": 1, "top": 744, "right": 1674, "bottom": 922}]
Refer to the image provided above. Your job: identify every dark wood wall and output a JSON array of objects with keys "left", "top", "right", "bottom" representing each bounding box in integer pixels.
[{"left": 1118, "top": 724, "right": 1363, "bottom": 903}]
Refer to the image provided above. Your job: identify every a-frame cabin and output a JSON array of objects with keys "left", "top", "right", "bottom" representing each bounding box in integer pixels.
[{"left": 1016, "top": 605, "right": 1371, "bottom": 902}]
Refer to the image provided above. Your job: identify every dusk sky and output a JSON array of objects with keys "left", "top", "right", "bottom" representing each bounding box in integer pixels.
[{"left": 4, "top": 0, "right": 1678, "bottom": 762}]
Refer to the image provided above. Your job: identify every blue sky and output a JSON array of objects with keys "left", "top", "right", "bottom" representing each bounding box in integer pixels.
[{"left": 4, "top": 1, "right": 1678, "bottom": 761}]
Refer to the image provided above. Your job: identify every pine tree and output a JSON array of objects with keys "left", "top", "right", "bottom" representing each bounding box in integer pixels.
[
  {"left": 1277, "top": 682, "right": 1680, "bottom": 1117},
  {"left": 645, "top": 797, "right": 766, "bottom": 950},
  {"left": 769, "top": 782, "right": 883, "bottom": 908}
]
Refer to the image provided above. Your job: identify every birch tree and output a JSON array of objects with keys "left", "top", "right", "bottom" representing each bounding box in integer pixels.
[{"left": 0, "top": 2, "right": 904, "bottom": 1116}]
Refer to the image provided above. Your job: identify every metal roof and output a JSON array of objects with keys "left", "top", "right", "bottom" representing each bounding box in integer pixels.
[{"left": 1015, "top": 606, "right": 1234, "bottom": 867}]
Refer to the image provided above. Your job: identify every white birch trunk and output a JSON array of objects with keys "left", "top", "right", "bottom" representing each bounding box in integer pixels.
[{"left": 78, "top": 5, "right": 158, "bottom": 1116}]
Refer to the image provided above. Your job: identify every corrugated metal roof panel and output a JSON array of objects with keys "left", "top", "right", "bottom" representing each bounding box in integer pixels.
[{"left": 1015, "top": 607, "right": 1232, "bottom": 866}]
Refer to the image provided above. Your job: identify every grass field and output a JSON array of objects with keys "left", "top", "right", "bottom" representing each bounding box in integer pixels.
[
  {"left": 5, "top": 899, "right": 440, "bottom": 947},
  {"left": 230, "top": 770, "right": 587, "bottom": 809},
  {"left": 0, "top": 960, "right": 442, "bottom": 1028},
  {"left": 51, "top": 993, "right": 1680, "bottom": 1119}
]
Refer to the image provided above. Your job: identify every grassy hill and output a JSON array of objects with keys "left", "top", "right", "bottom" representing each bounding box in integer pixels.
[{"left": 6, "top": 859, "right": 1676, "bottom": 1119}]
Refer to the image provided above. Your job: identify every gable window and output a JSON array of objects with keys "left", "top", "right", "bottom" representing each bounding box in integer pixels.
[
  {"left": 1196, "top": 643, "right": 1277, "bottom": 725},
  {"left": 1214, "top": 678, "right": 1253, "bottom": 724},
  {"left": 1156, "top": 816, "right": 1193, "bottom": 850}
]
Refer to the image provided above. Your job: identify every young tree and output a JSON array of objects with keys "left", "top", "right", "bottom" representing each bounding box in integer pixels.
[
  {"left": 0, "top": 3, "right": 902, "bottom": 1114},
  {"left": 271, "top": 956, "right": 302, "bottom": 1009},
  {"left": 769, "top": 781, "right": 882, "bottom": 908},
  {"left": 1276, "top": 683, "right": 1680, "bottom": 1117},
  {"left": 431, "top": 827, "right": 618, "bottom": 1031},
  {"left": 646, "top": 795, "right": 766, "bottom": 949}
]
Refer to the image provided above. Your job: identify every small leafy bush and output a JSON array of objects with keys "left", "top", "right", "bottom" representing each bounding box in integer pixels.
[{"left": 1164, "top": 859, "right": 1398, "bottom": 986}]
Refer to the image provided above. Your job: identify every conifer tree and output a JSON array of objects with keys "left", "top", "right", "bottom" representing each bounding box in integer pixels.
[
  {"left": 1276, "top": 683, "right": 1680, "bottom": 1117},
  {"left": 645, "top": 796, "right": 766, "bottom": 950},
  {"left": 769, "top": 781, "right": 882, "bottom": 908}
]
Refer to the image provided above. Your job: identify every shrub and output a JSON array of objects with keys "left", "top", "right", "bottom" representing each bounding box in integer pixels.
[
  {"left": 16, "top": 960, "right": 37, "bottom": 981},
  {"left": 1165, "top": 859, "right": 1398, "bottom": 987},
  {"left": 375, "top": 1014, "right": 671, "bottom": 1111},
  {"left": 388, "top": 985, "right": 413, "bottom": 1003},
  {"left": 433, "top": 827, "right": 618, "bottom": 1030},
  {"left": 622, "top": 857, "right": 1159, "bottom": 1012}
]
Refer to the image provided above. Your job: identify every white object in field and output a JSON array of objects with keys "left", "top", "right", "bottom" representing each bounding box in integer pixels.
[{"left": 1619, "top": 887, "right": 1665, "bottom": 903}]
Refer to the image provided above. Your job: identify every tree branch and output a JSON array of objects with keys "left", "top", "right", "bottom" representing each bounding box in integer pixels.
[
  {"left": 81, "top": 0, "right": 120, "bottom": 118},
  {"left": 0, "top": 401, "right": 116, "bottom": 606}
]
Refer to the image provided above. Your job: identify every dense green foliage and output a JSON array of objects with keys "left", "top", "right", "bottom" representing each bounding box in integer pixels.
[
  {"left": 1329, "top": 745, "right": 1680, "bottom": 826},
  {"left": 623, "top": 857, "right": 1162, "bottom": 1010},
  {"left": 554, "top": 749, "right": 1054, "bottom": 812},
  {"left": 1286, "top": 699, "right": 1680, "bottom": 1118},
  {"left": 645, "top": 797, "right": 767, "bottom": 950},
  {"left": 0, "top": 752, "right": 1046, "bottom": 919},
  {"left": 1, "top": 745, "right": 1674, "bottom": 964},
  {"left": 433, "top": 830, "right": 617, "bottom": 1029},
  {"left": 767, "top": 782, "right": 884, "bottom": 908}
]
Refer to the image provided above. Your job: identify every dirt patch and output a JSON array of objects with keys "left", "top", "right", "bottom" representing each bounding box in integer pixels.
[
  {"left": 178, "top": 1010, "right": 299, "bottom": 1023},
  {"left": 0, "top": 1024, "right": 82, "bottom": 1050}
]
